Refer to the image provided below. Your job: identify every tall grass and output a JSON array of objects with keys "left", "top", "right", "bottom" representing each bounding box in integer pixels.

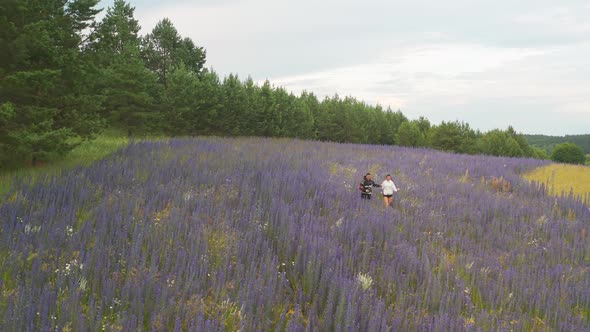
[
  {"left": 523, "top": 163, "right": 590, "bottom": 204},
  {"left": 0, "top": 134, "right": 129, "bottom": 196}
]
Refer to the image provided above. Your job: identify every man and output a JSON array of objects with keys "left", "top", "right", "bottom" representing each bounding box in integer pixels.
[{"left": 359, "top": 173, "right": 381, "bottom": 199}]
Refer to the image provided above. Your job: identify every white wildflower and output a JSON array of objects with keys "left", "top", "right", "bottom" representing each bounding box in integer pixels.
[
  {"left": 66, "top": 225, "right": 74, "bottom": 237},
  {"left": 79, "top": 277, "right": 87, "bottom": 291},
  {"left": 167, "top": 278, "right": 175, "bottom": 288},
  {"left": 24, "top": 224, "right": 41, "bottom": 234},
  {"left": 357, "top": 272, "right": 373, "bottom": 291},
  {"left": 183, "top": 191, "right": 194, "bottom": 201},
  {"left": 536, "top": 215, "right": 548, "bottom": 226}
]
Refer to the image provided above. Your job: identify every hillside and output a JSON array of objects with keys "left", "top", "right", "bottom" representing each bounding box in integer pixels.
[
  {"left": 1, "top": 137, "right": 589, "bottom": 330},
  {"left": 524, "top": 134, "right": 590, "bottom": 154}
]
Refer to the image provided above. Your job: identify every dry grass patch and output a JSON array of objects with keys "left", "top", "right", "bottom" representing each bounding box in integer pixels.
[{"left": 523, "top": 163, "right": 590, "bottom": 203}]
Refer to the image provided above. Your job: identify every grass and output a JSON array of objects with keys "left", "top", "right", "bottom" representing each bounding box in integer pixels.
[
  {"left": 523, "top": 163, "right": 590, "bottom": 203},
  {"left": 0, "top": 134, "right": 129, "bottom": 196}
]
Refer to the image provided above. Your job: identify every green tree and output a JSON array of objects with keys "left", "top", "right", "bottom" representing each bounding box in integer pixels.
[
  {"left": 272, "top": 87, "right": 294, "bottom": 137},
  {"left": 254, "top": 81, "right": 280, "bottom": 137},
  {"left": 0, "top": 0, "right": 103, "bottom": 168},
  {"left": 397, "top": 118, "right": 430, "bottom": 148},
  {"left": 300, "top": 91, "right": 320, "bottom": 139},
  {"left": 524, "top": 134, "right": 590, "bottom": 155},
  {"left": 315, "top": 95, "right": 359, "bottom": 143},
  {"left": 396, "top": 121, "right": 423, "bottom": 147},
  {"left": 269, "top": 85, "right": 317, "bottom": 140},
  {"left": 141, "top": 18, "right": 206, "bottom": 87},
  {"left": 478, "top": 129, "right": 524, "bottom": 157},
  {"left": 506, "top": 125, "right": 534, "bottom": 157},
  {"left": 383, "top": 108, "right": 408, "bottom": 145},
  {"left": 371, "top": 106, "right": 389, "bottom": 145},
  {"left": 141, "top": 18, "right": 179, "bottom": 87},
  {"left": 90, "top": 0, "right": 140, "bottom": 56},
  {"left": 415, "top": 116, "right": 431, "bottom": 133},
  {"left": 242, "top": 77, "right": 262, "bottom": 136},
  {"left": 415, "top": 116, "right": 431, "bottom": 146},
  {"left": 288, "top": 98, "right": 314, "bottom": 139},
  {"left": 99, "top": 47, "right": 160, "bottom": 136},
  {"left": 531, "top": 147, "right": 549, "bottom": 159},
  {"left": 220, "top": 73, "right": 248, "bottom": 135},
  {"left": 314, "top": 95, "right": 338, "bottom": 142},
  {"left": 90, "top": 0, "right": 161, "bottom": 136},
  {"left": 165, "top": 68, "right": 221, "bottom": 135},
  {"left": 551, "top": 142, "right": 585, "bottom": 164},
  {"left": 430, "top": 121, "right": 476, "bottom": 153},
  {"left": 476, "top": 126, "right": 541, "bottom": 158},
  {"left": 176, "top": 37, "right": 207, "bottom": 76},
  {"left": 192, "top": 70, "right": 222, "bottom": 135},
  {"left": 163, "top": 64, "right": 200, "bottom": 134}
]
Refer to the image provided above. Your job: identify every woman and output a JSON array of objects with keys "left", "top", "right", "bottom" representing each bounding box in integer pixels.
[{"left": 380, "top": 174, "right": 399, "bottom": 207}]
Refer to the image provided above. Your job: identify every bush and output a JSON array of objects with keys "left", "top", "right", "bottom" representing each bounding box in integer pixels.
[{"left": 551, "top": 142, "right": 585, "bottom": 164}]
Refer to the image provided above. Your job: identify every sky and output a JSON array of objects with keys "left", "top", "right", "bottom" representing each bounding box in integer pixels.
[{"left": 98, "top": 0, "right": 590, "bottom": 135}]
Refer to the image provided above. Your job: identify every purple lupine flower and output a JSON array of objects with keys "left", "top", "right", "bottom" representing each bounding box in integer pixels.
[{"left": 2, "top": 137, "right": 588, "bottom": 330}]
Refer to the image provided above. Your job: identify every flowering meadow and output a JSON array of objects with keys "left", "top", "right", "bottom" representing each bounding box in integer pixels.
[{"left": 1, "top": 137, "right": 589, "bottom": 331}]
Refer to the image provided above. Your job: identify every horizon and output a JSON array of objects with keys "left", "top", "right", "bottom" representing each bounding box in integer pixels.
[{"left": 98, "top": 0, "right": 590, "bottom": 136}]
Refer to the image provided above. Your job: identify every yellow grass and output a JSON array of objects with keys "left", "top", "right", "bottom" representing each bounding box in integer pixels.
[{"left": 523, "top": 163, "right": 590, "bottom": 203}]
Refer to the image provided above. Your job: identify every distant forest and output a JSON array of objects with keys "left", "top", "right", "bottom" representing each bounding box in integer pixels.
[
  {"left": 0, "top": 0, "right": 572, "bottom": 169},
  {"left": 524, "top": 135, "right": 590, "bottom": 155}
]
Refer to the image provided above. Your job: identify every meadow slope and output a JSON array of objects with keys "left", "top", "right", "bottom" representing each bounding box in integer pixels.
[{"left": 1, "top": 137, "right": 589, "bottom": 331}]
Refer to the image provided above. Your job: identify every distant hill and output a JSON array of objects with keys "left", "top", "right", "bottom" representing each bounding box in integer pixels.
[{"left": 524, "top": 134, "right": 590, "bottom": 154}]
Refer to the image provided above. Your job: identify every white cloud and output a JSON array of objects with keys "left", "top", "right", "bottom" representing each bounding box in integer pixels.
[
  {"left": 270, "top": 41, "right": 590, "bottom": 134},
  {"left": 270, "top": 43, "right": 543, "bottom": 106},
  {"left": 515, "top": 5, "right": 590, "bottom": 35}
]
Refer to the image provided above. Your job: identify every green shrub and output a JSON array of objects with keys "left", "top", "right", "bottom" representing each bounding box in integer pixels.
[{"left": 550, "top": 142, "right": 585, "bottom": 164}]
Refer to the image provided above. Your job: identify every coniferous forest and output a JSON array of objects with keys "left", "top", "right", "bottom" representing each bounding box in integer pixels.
[{"left": 0, "top": 0, "right": 560, "bottom": 169}]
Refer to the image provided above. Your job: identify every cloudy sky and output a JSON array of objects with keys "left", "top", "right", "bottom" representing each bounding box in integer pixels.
[{"left": 99, "top": 0, "right": 590, "bottom": 135}]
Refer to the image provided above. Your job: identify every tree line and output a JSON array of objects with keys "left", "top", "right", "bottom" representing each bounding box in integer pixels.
[
  {"left": 524, "top": 135, "right": 590, "bottom": 155},
  {"left": 0, "top": 0, "right": 566, "bottom": 170}
]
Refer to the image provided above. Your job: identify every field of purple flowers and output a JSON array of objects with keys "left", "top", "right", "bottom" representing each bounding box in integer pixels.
[{"left": 2, "top": 137, "right": 589, "bottom": 331}]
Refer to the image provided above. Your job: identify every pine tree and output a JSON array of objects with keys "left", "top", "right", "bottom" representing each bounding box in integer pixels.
[
  {"left": 191, "top": 70, "right": 222, "bottom": 135},
  {"left": 0, "top": 0, "right": 103, "bottom": 168},
  {"left": 220, "top": 74, "right": 248, "bottom": 135},
  {"left": 164, "top": 65, "right": 199, "bottom": 134},
  {"left": 90, "top": 0, "right": 161, "bottom": 135},
  {"left": 141, "top": 18, "right": 206, "bottom": 87}
]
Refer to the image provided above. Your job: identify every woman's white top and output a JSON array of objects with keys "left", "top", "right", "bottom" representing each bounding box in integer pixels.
[{"left": 381, "top": 180, "right": 398, "bottom": 195}]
